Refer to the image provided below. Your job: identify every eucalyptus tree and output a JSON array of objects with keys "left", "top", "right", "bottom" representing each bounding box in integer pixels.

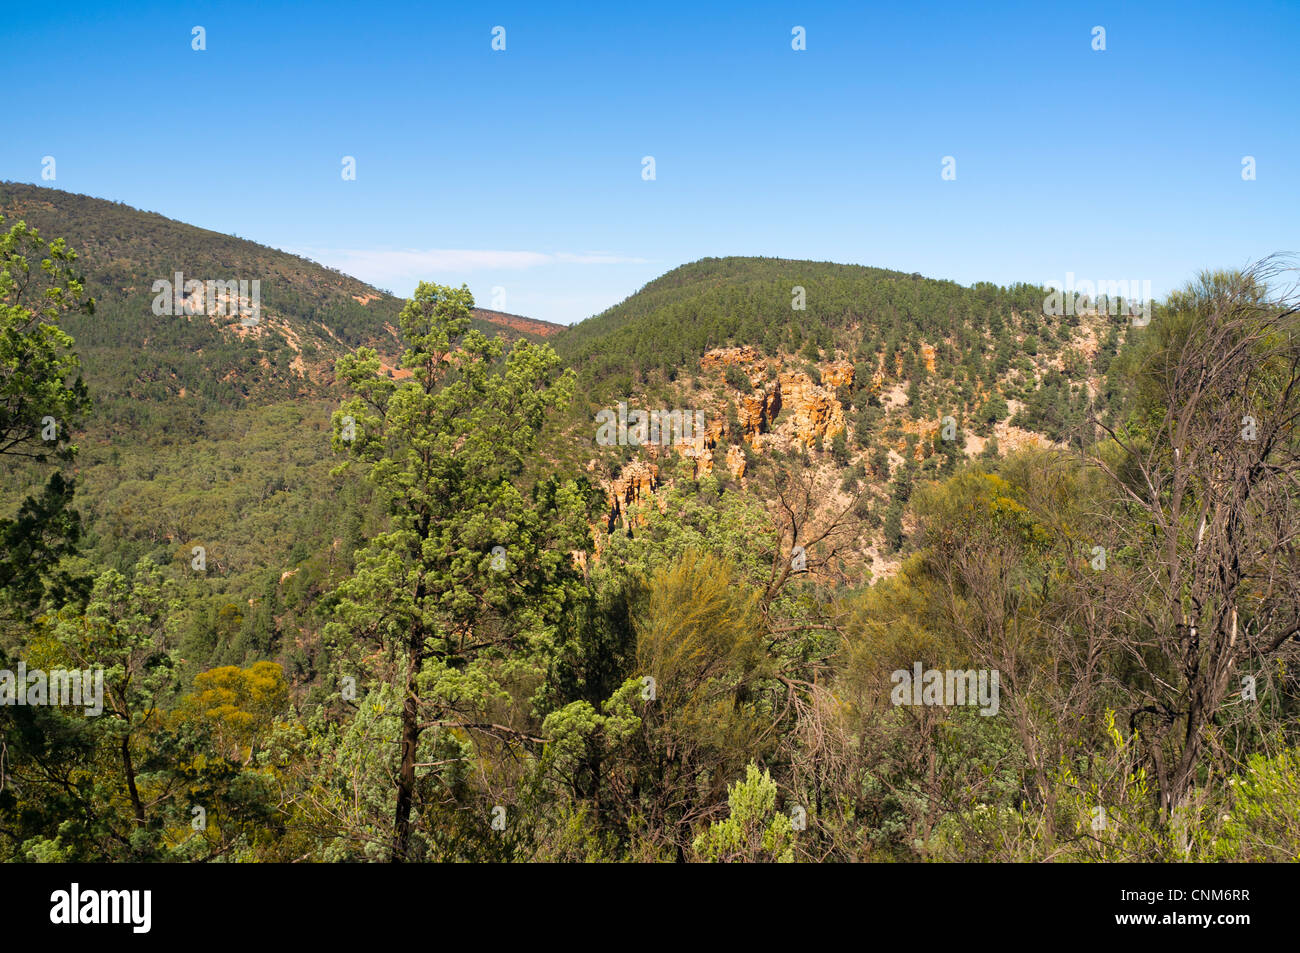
[
  {"left": 0, "top": 216, "right": 92, "bottom": 618},
  {"left": 329, "top": 281, "right": 590, "bottom": 861}
]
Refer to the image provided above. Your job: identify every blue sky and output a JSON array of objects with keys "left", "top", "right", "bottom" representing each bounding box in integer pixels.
[{"left": 3, "top": 0, "right": 1296, "bottom": 324}]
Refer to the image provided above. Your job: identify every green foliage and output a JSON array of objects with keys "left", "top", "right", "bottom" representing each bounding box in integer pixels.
[
  {"left": 830, "top": 429, "right": 850, "bottom": 466},
  {"left": 1, "top": 196, "right": 1294, "bottom": 865},
  {"left": 599, "top": 464, "right": 775, "bottom": 586},
  {"left": 553, "top": 256, "right": 1050, "bottom": 394},
  {"left": 723, "top": 364, "right": 750, "bottom": 391},
  {"left": 1010, "top": 369, "right": 1089, "bottom": 444},
  {"left": 0, "top": 215, "right": 91, "bottom": 461},
  {"left": 883, "top": 503, "right": 905, "bottom": 553},
  {"left": 976, "top": 391, "right": 1008, "bottom": 430},
  {"left": 1212, "top": 748, "right": 1300, "bottom": 862},
  {"left": 0, "top": 215, "right": 92, "bottom": 616},
  {"left": 693, "top": 764, "right": 794, "bottom": 863},
  {"left": 326, "top": 280, "right": 588, "bottom": 860}
]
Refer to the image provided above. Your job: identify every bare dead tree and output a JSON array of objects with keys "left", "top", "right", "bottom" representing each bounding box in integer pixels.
[
  {"left": 762, "top": 463, "right": 868, "bottom": 608},
  {"left": 1088, "top": 258, "right": 1300, "bottom": 820}
]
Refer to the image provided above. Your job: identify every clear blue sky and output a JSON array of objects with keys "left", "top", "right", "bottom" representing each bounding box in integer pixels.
[{"left": 3, "top": 0, "right": 1296, "bottom": 324}]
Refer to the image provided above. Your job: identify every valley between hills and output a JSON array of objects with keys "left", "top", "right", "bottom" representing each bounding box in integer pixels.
[{"left": 2, "top": 182, "right": 1296, "bottom": 863}]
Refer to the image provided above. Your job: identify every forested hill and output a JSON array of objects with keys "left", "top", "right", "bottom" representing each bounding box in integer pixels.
[
  {"left": 547, "top": 253, "right": 1126, "bottom": 488},
  {"left": 0, "top": 185, "right": 570, "bottom": 659},
  {"left": 0, "top": 183, "right": 562, "bottom": 411},
  {"left": 540, "top": 253, "right": 1133, "bottom": 584},
  {"left": 551, "top": 256, "right": 1054, "bottom": 386}
]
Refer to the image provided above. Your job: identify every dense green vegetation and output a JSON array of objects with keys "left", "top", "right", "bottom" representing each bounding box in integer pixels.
[
  {"left": 551, "top": 256, "right": 1129, "bottom": 482},
  {"left": 0, "top": 183, "right": 560, "bottom": 418},
  {"left": 556, "top": 256, "right": 1052, "bottom": 386},
  {"left": 0, "top": 186, "right": 569, "bottom": 700},
  {"left": 0, "top": 183, "right": 401, "bottom": 412},
  {"left": 2, "top": 199, "right": 1297, "bottom": 863}
]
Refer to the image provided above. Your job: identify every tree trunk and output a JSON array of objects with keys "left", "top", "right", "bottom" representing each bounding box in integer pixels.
[
  {"left": 121, "top": 736, "right": 145, "bottom": 827},
  {"left": 391, "top": 650, "right": 421, "bottom": 862}
]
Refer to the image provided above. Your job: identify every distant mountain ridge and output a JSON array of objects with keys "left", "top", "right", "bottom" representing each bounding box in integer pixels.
[
  {"left": 472, "top": 307, "right": 565, "bottom": 338},
  {"left": 0, "top": 183, "right": 564, "bottom": 411}
]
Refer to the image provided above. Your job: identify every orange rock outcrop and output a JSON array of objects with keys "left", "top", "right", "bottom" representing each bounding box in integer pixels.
[
  {"left": 737, "top": 385, "right": 780, "bottom": 440},
  {"left": 700, "top": 346, "right": 758, "bottom": 370},
  {"left": 726, "top": 444, "right": 747, "bottom": 479},
  {"left": 777, "top": 372, "right": 846, "bottom": 447},
  {"left": 822, "top": 361, "right": 855, "bottom": 389},
  {"left": 607, "top": 460, "right": 660, "bottom": 529}
]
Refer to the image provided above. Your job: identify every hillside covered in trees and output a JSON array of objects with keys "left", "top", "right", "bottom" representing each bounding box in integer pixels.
[
  {"left": 0, "top": 186, "right": 567, "bottom": 704},
  {"left": 2, "top": 193, "right": 1298, "bottom": 864},
  {"left": 547, "top": 254, "right": 1128, "bottom": 578},
  {"left": 0, "top": 183, "right": 562, "bottom": 413}
]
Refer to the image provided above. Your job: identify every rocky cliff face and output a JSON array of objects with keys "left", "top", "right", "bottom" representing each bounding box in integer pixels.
[
  {"left": 869, "top": 360, "right": 886, "bottom": 396},
  {"left": 725, "top": 444, "right": 747, "bottom": 479},
  {"left": 822, "top": 360, "right": 855, "bottom": 389},
  {"left": 674, "top": 420, "right": 716, "bottom": 477},
  {"left": 595, "top": 349, "right": 861, "bottom": 533},
  {"left": 898, "top": 417, "right": 942, "bottom": 461},
  {"left": 606, "top": 459, "right": 661, "bottom": 529},
  {"left": 699, "top": 347, "right": 851, "bottom": 449},
  {"left": 583, "top": 300, "right": 1110, "bottom": 583},
  {"left": 699, "top": 345, "right": 758, "bottom": 370},
  {"left": 737, "top": 384, "right": 780, "bottom": 440},
  {"left": 776, "top": 371, "right": 847, "bottom": 447}
]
